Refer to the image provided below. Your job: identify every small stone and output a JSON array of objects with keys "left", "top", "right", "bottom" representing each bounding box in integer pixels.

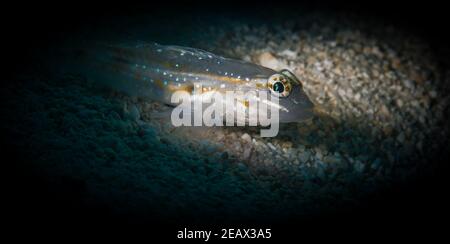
[
  {"left": 221, "top": 152, "right": 229, "bottom": 160},
  {"left": 430, "top": 90, "right": 437, "bottom": 98},
  {"left": 354, "top": 160, "right": 365, "bottom": 173},
  {"left": 298, "top": 144, "right": 306, "bottom": 152},
  {"left": 233, "top": 141, "right": 242, "bottom": 152},
  {"left": 299, "top": 151, "right": 310, "bottom": 163},
  {"left": 391, "top": 58, "right": 401, "bottom": 69},
  {"left": 228, "top": 132, "right": 237, "bottom": 140},
  {"left": 281, "top": 141, "right": 293, "bottom": 149},
  {"left": 242, "top": 55, "right": 252, "bottom": 62},
  {"left": 397, "top": 132, "right": 406, "bottom": 143},
  {"left": 243, "top": 147, "right": 252, "bottom": 160},
  {"left": 323, "top": 155, "right": 340, "bottom": 164},
  {"left": 258, "top": 52, "right": 280, "bottom": 70},
  {"left": 378, "top": 104, "right": 390, "bottom": 117},
  {"left": 267, "top": 142, "right": 277, "bottom": 151},
  {"left": 338, "top": 88, "right": 346, "bottom": 98},
  {"left": 216, "top": 131, "right": 225, "bottom": 141},
  {"left": 403, "top": 80, "right": 415, "bottom": 89},
  {"left": 371, "top": 158, "right": 382, "bottom": 170},
  {"left": 315, "top": 148, "right": 324, "bottom": 160},
  {"left": 280, "top": 49, "right": 297, "bottom": 59},
  {"left": 241, "top": 133, "right": 252, "bottom": 143},
  {"left": 127, "top": 104, "right": 140, "bottom": 121}
]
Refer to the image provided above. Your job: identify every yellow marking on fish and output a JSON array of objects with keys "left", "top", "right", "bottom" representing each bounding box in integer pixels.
[
  {"left": 167, "top": 84, "right": 194, "bottom": 93},
  {"left": 256, "top": 83, "right": 267, "bottom": 89},
  {"left": 197, "top": 73, "right": 244, "bottom": 84},
  {"left": 162, "top": 61, "right": 175, "bottom": 69}
]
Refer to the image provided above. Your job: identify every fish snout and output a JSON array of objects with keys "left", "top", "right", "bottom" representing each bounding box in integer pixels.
[{"left": 278, "top": 85, "right": 314, "bottom": 122}]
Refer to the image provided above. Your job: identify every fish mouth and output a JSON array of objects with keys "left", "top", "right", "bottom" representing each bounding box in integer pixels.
[{"left": 278, "top": 106, "right": 314, "bottom": 123}]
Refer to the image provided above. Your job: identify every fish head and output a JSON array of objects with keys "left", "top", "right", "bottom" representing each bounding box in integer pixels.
[{"left": 267, "top": 69, "right": 314, "bottom": 122}]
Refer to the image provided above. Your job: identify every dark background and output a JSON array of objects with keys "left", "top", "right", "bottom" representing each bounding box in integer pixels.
[{"left": 2, "top": 0, "right": 448, "bottom": 241}]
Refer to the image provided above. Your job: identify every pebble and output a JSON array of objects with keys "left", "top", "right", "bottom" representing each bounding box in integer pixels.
[
  {"left": 323, "top": 155, "right": 340, "bottom": 164},
  {"left": 299, "top": 151, "right": 310, "bottom": 163},
  {"left": 280, "top": 49, "right": 297, "bottom": 59},
  {"left": 216, "top": 131, "right": 225, "bottom": 141},
  {"left": 258, "top": 52, "right": 280, "bottom": 70},
  {"left": 298, "top": 144, "right": 305, "bottom": 152},
  {"left": 315, "top": 148, "right": 324, "bottom": 160},
  {"left": 354, "top": 161, "right": 365, "bottom": 173},
  {"left": 397, "top": 132, "right": 406, "bottom": 143},
  {"left": 243, "top": 147, "right": 252, "bottom": 160},
  {"left": 241, "top": 133, "right": 252, "bottom": 143},
  {"left": 267, "top": 142, "right": 277, "bottom": 151},
  {"left": 127, "top": 104, "right": 140, "bottom": 121},
  {"left": 371, "top": 158, "right": 382, "bottom": 170}
]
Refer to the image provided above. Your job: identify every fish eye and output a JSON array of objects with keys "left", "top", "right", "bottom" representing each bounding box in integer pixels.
[
  {"left": 273, "top": 81, "right": 285, "bottom": 93},
  {"left": 268, "top": 73, "right": 291, "bottom": 97}
]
